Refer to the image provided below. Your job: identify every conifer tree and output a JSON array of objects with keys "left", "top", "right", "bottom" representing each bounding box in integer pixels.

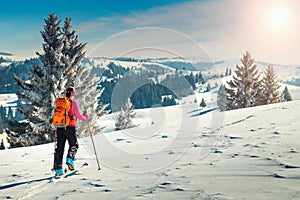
[
  {"left": 12, "top": 14, "right": 64, "bottom": 146},
  {"left": 74, "top": 63, "right": 109, "bottom": 136},
  {"left": 261, "top": 66, "right": 281, "bottom": 104},
  {"left": 0, "top": 105, "right": 6, "bottom": 128},
  {"left": 9, "top": 14, "right": 107, "bottom": 147},
  {"left": 217, "top": 84, "right": 227, "bottom": 111},
  {"left": 115, "top": 109, "right": 126, "bottom": 131},
  {"left": 115, "top": 98, "right": 136, "bottom": 131},
  {"left": 206, "top": 83, "right": 211, "bottom": 92},
  {"left": 0, "top": 116, "right": 3, "bottom": 134},
  {"left": 61, "top": 17, "right": 86, "bottom": 86},
  {"left": 124, "top": 99, "right": 136, "bottom": 128},
  {"left": 7, "top": 107, "right": 13, "bottom": 121},
  {"left": 60, "top": 17, "right": 109, "bottom": 136},
  {"left": 199, "top": 98, "right": 206, "bottom": 108},
  {"left": 282, "top": 86, "right": 292, "bottom": 101},
  {"left": 225, "top": 52, "right": 262, "bottom": 110}
]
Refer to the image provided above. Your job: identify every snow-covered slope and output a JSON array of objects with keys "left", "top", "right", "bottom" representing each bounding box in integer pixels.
[
  {"left": 1, "top": 94, "right": 299, "bottom": 199},
  {"left": 85, "top": 57, "right": 176, "bottom": 72}
]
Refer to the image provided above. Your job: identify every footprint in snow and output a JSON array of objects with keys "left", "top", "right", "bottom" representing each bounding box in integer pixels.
[{"left": 88, "top": 182, "right": 105, "bottom": 188}]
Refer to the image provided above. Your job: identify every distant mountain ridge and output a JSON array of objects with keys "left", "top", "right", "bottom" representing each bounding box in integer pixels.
[
  {"left": 0, "top": 52, "right": 13, "bottom": 56},
  {"left": 1, "top": 56, "right": 300, "bottom": 94}
]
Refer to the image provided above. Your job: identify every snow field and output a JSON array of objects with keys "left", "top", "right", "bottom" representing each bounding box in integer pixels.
[{"left": 1, "top": 95, "right": 300, "bottom": 199}]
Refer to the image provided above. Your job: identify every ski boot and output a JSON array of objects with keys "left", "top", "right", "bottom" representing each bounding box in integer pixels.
[
  {"left": 66, "top": 158, "right": 75, "bottom": 171},
  {"left": 55, "top": 169, "right": 64, "bottom": 177}
]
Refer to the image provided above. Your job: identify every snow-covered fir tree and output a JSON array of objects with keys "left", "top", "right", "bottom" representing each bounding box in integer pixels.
[
  {"left": 9, "top": 14, "right": 106, "bottom": 147},
  {"left": 74, "top": 63, "right": 109, "bottom": 137},
  {"left": 217, "top": 84, "right": 227, "bottom": 111},
  {"left": 115, "top": 99, "right": 136, "bottom": 131},
  {"left": 115, "top": 109, "right": 126, "bottom": 131},
  {"left": 60, "top": 17, "right": 108, "bottom": 137},
  {"left": 0, "top": 120, "right": 10, "bottom": 149},
  {"left": 0, "top": 126, "right": 10, "bottom": 149},
  {"left": 12, "top": 14, "right": 64, "bottom": 146},
  {"left": 282, "top": 86, "right": 292, "bottom": 101},
  {"left": 260, "top": 66, "right": 281, "bottom": 105},
  {"left": 61, "top": 17, "right": 86, "bottom": 86},
  {"left": 225, "top": 52, "right": 262, "bottom": 110}
]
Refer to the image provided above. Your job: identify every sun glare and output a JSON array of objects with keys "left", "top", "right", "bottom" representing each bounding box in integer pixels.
[{"left": 266, "top": 4, "right": 292, "bottom": 30}]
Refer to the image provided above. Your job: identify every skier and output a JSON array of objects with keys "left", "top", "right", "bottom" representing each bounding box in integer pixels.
[{"left": 53, "top": 86, "right": 89, "bottom": 176}]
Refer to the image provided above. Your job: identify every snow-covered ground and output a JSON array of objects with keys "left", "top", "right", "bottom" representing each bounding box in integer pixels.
[
  {"left": 0, "top": 84, "right": 300, "bottom": 199},
  {"left": 0, "top": 93, "right": 17, "bottom": 108}
]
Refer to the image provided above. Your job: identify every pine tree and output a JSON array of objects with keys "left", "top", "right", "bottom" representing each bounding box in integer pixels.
[
  {"left": 115, "top": 99, "right": 136, "bottom": 131},
  {"left": 282, "top": 86, "right": 292, "bottom": 101},
  {"left": 0, "top": 105, "right": 6, "bottom": 128},
  {"left": 124, "top": 99, "right": 136, "bottom": 128},
  {"left": 74, "top": 63, "right": 109, "bottom": 136},
  {"left": 261, "top": 66, "right": 281, "bottom": 105},
  {"left": 0, "top": 116, "right": 3, "bottom": 134},
  {"left": 61, "top": 17, "right": 86, "bottom": 86},
  {"left": 115, "top": 109, "right": 126, "bottom": 131},
  {"left": 206, "top": 83, "right": 211, "bottom": 92},
  {"left": 60, "top": 17, "right": 109, "bottom": 136},
  {"left": 12, "top": 14, "right": 64, "bottom": 146},
  {"left": 225, "top": 52, "right": 262, "bottom": 110},
  {"left": 217, "top": 84, "right": 227, "bottom": 111},
  {"left": 199, "top": 98, "right": 206, "bottom": 108},
  {"left": 7, "top": 107, "right": 14, "bottom": 121},
  {"left": 9, "top": 14, "right": 104, "bottom": 147}
]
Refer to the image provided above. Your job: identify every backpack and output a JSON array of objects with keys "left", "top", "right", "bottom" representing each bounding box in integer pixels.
[{"left": 52, "top": 97, "right": 72, "bottom": 127}]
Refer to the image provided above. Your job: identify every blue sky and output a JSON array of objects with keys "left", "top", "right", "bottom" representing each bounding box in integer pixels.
[
  {"left": 1, "top": 0, "right": 300, "bottom": 65},
  {"left": 1, "top": 0, "right": 191, "bottom": 55}
]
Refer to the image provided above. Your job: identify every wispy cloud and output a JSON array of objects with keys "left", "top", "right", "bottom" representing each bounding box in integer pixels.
[
  {"left": 79, "top": 0, "right": 245, "bottom": 61},
  {"left": 80, "top": 0, "right": 300, "bottom": 64},
  {"left": 3, "top": 0, "right": 299, "bottom": 64},
  {"left": 78, "top": 0, "right": 240, "bottom": 42}
]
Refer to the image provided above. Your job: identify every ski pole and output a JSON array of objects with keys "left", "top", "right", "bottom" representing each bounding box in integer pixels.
[
  {"left": 87, "top": 121, "right": 101, "bottom": 170},
  {"left": 52, "top": 127, "right": 58, "bottom": 171}
]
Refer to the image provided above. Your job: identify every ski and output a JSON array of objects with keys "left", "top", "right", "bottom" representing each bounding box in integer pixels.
[
  {"left": 49, "top": 170, "right": 79, "bottom": 183},
  {"left": 64, "top": 169, "right": 80, "bottom": 178},
  {"left": 49, "top": 162, "right": 87, "bottom": 183}
]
